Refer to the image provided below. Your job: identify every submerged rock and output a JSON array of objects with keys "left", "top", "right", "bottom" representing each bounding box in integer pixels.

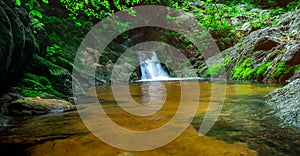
[
  {"left": 266, "top": 79, "right": 300, "bottom": 127},
  {"left": 8, "top": 97, "right": 75, "bottom": 116}
]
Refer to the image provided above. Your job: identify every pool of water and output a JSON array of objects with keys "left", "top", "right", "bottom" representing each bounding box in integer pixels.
[{"left": 0, "top": 81, "right": 299, "bottom": 156}]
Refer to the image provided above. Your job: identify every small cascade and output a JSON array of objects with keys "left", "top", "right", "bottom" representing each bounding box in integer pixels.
[{"left": 138, "top": 51, "right": 169, "bottom": 80}]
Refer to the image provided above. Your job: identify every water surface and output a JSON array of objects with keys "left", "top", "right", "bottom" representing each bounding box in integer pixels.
[{"left": 1, "top": 81, "right": 299, "bottom": 155}]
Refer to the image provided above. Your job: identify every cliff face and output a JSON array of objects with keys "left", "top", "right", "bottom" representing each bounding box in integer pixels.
[{"left": 0, "top": 0, "right": 48, "bottom": 90}]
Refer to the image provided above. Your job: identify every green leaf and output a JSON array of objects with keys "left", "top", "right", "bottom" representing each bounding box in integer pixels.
[
  {"left": 15, "top": 0, "right": 21, "bottom": 6},
  {"left": 42, "top": 0, "right": 49, "bottom": 4},
  {"left": 30, "top": 10, "right": 43, "bottom": 19}
]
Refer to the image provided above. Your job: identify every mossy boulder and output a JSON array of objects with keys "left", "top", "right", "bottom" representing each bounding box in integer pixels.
[
  {"left": 19, "top": 73, "right": 65, "bottom": 98},
  {"left": 24, "top": 54, "right": 85, "bottom": 97}
]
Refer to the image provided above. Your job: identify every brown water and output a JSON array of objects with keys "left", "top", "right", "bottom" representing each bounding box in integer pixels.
[{"left": 0, "top": 81, "right": 299, "bottom": 156}]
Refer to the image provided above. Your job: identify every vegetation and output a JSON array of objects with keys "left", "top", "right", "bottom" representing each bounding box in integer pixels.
[
  {"left": 20, "top": 73, "right": 65, "bottom": 98},
  {"left": 10, "top": 0, "right": 300, "bottom": 97}
]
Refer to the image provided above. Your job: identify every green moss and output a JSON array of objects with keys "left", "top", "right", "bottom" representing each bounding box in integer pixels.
[
  {"left": 205, "top": 61, "right": 225, "bottom": 77},
  {"left": 255, "top": 62, "right": 271, "bottom": 78},
  {"left": 224, "top": 56, "right": 233, "bottom": 66},
  {"left": 270, "top": 62, "right": 300, "bottom": 80},
  {"left": 294, "top": 65, "right": 300, "bottom": 74},
  {"left": 20, "top": 73, "right": 65, "bottom": 98},
  {"left": 233, "top": 59, "right": 254, "bottom": 79},
  {"left": 272, "top": 62, "right": 288, "bottom": 78}
]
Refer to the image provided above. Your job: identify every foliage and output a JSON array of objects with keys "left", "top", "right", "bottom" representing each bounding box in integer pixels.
[
  {"left": 271, "top": 62, "right": 298, "bottom": 80},
  {"left": 45, "top": 44, "right": 65, "bottom": 62},
  {"left": 233, "top": 58, "right": 254, "bottom": 79},
  {"left": 255, "top": 62, "right": 271, "bottom": 78},
  {"left": 286, "top": 0, "right": 300, "bottom": 11},
  {"left": 205, "top": 61, "right": 225, "bottom": 77},
  {"left": 59, "top": 0, "right": 141, "bottom": 20},
  {"left": 11, "top": 0, "right": 300, "bottom": 95},
  {"left": 15, "top": 0, "right": 49, "bottom": 28},
  {"left": 216, "top": 0, "right": 295, "bottom": 9}
]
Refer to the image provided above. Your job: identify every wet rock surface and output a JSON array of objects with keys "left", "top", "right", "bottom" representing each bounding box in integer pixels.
[
  {"left": 266, "top": 79, "right": 300, "bottom": 127},
  {"left": 8, "top": 97, "right": 75, "bottom": 116}
]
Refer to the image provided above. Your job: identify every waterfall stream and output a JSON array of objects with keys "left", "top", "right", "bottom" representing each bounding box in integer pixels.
[{"left": 138, "top": 51, "right": 169, "bottom": 80}]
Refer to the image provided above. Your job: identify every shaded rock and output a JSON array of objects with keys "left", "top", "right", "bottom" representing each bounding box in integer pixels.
[
  {"left": 283, "top": 43, "right": 300, "bottom": 65},
  {"left": 253, "top": 36, "right": 280, "bottom": 51},
  {"left": 289, "top": 70, "right": 300, "bottom": 82},
  {"left": 0, "top": 88, "right": 24, "bottom": 114},
  {"left": 26, "top": 54, "right": 85, "bottom": 96},
  {"left": 265, "top": 79, "right": 300, "bottom": 127},
  {"left": 0, "top": 114, "right": 9, "bottom": 127},
  {"left": 0, "top": 1, "right": 48, "bottom": 89},
  {"left": 75, "top": 42, "right": 138, "bottom": 86},
  {"left": 8, "top": 97, "right": 75, "bottom": 116}
]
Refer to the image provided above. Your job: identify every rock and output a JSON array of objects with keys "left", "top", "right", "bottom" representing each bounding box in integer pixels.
[
  {"left": 26, "top": 54, "right": 85, "bottom": 96},
  {"left": 240, "top": 22, "right": 252, "bottom": 32},
  {"left": 37, "top": 93, "right": 59, "bottom": 99},
  {"left": 282, "top": 42, "right": 300, "bottom": 65},
  {"left": 0, "top": 1, "right": 48, "bottom": 89},
  {"left": 0, "top": 114, "right": 9, "bottom": 128},
  {"left": 288, "top": 69, "right": 300, "bottom": 82},
  {"left": 8, "top": 97, "right": 75, "bottom": 116},
  {"left": 277, "top": 9, "right": 300, "bottom": 37},
  {"left": 265, "top": 79, "right": 300, "bottom": 127},
  {"left": 250, "top": 8, "right": 269, "bottom": 15},
  {"left": 201, "top": 9, "right": 300, "bottom": 82},
  {"left": 0, "top": 88, "right": 24, "bottom": 114}
]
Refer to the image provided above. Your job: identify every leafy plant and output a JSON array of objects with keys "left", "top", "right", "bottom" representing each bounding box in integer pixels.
[
  {"left": 233, "top": 59, "right": 254, "bottom": 79},
  {"left": 16, "top": 0, "right": 49, "bottom": 28}
]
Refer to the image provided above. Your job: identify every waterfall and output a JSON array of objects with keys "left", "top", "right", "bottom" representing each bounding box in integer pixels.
[{"left": 138, "top": 51, "right": 169, "bottom": 80}]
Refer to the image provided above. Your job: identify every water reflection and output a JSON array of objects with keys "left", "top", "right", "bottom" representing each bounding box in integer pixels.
[{"left": 0, "top": 82, "right": 298, "bottom": 156}]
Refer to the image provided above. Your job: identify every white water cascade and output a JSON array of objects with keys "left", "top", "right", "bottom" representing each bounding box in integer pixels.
[{"left": 138, "top": 51, "right": 169, "bottom": 80}]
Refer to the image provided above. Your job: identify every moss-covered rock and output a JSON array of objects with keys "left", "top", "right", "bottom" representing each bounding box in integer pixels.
[
  {"left": 0, "top": 1, "right": 47, "bottom": 90},
  {"left": 19, "top": 73, "right": 65, "bottom": 98},
  {"left": 23, "top": 54, "right": 85, "bottom": 97},
  {"left": 200, "top": 9, "right": 300, "bottom": 83}
]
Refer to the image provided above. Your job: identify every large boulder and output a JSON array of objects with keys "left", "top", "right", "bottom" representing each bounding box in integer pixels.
[
  {"left": 265, "top": 79, "right": 300, "bottom": 127},
  {"left": 0, "top": 1, "right": 47, "bottom": 89}
]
